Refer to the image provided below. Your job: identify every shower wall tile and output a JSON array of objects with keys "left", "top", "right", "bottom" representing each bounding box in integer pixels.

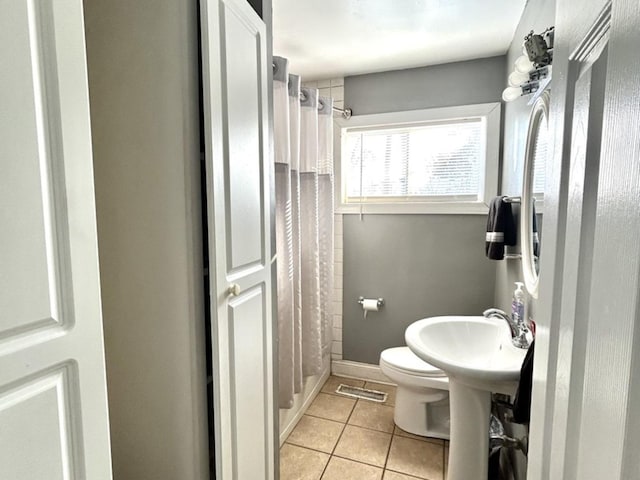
[
  {"left": 319, "top": 87, "right": 331, "bottom": 99},
  {"left": 332, "top": 213, "right": 344, "bottom": 360},
  {"left": 334, "top": 262, "right": 343, "bottom": 277},
  {"left": 332, "top": 327, "right": 342, "bottom": 342},
  {"left": 335, "top": 216, "right": 343, "bottom": 233}
]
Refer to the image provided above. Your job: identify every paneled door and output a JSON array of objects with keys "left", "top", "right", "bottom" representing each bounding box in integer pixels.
[
  {"left": 200, "top": 0, "right": 275, "bottom": 479},
  {"left": 0, "top": 1, "right": 112, "bottom": 479},
  {"left": 529, "top": 1, "right": 640, "bottom": 479}
]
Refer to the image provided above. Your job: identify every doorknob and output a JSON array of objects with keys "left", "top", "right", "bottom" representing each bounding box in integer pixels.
[{"left": 227, "top": 283, "right": 241, "bottom": 297}]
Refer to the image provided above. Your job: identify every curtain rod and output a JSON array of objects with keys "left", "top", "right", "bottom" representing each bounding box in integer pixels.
[
  {"left": 333, "top": 106, "right": 352, "bottom": 119},
  {"left": 273, "top": 62, "right": 352, "bottom": 119}
]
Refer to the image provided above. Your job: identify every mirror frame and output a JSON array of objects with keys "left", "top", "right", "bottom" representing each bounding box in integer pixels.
[{"left": 520, "top": 91, "right": 550, "bottom": 298}]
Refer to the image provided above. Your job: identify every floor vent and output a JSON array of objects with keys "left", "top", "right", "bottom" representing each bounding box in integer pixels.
[{"left": 335, "top": 384, "right": 388, "bottom": 403}]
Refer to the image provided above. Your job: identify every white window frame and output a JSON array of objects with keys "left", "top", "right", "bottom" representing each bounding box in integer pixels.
[{"left": 334, "top": 102, "right": 501, "bottom": 214}]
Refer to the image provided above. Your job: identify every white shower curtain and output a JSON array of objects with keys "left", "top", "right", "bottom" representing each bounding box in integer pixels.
[
  {"left": 273, "top": 57, "right": 295, "bottom": 408},
  {"left": 273, "top": 57, "right": 335, "bottom": 408},
  {"left": 317, "top": 97, "right": 334, "bottom": 353},
  {"left": 288, "top": 74, "right": 304, "bottom": 395},
  {"left": 298, "top": 87, "right": 323, "bottom": 377}
]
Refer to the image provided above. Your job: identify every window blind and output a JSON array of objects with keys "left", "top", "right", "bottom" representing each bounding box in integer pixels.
[
  {"left": 344, "top": 118, "right": 486, "bottom": 202},
  {"left": 532, "top": 121, "right": 549, "bottom": 195}
]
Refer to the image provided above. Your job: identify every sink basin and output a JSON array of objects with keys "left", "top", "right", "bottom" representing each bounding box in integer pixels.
[
  {"left": 405, "top": 316, "right": 528, "bottom": 480},
  {"left": 405, "top": 315, "right": 526, "bottom": 388}
]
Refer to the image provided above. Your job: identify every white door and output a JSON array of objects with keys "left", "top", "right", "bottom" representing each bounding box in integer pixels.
[
  {"left": 529, "top": 1, "right": 640, "bottom": 479},
  {"left": 200, "top": 1, "right": 275, "bottom": 479},
  {"left": 0, "top": 1, "right": 112, "bottom": 479}
]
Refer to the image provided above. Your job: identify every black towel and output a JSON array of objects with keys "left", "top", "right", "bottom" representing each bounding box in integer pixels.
[
  {"left": 532, "top": 203, "right": 540, "bottom": 258},
  {"left": 512, "top": 339, "right": 535, "bottom": 424},
  {"left": 485, "top": 196, "right": 517, "bottom": 260}
]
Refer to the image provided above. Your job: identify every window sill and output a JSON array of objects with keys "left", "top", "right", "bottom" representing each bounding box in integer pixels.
[{"left": 336, "top": 201, "right": 489, "bottom": 215}]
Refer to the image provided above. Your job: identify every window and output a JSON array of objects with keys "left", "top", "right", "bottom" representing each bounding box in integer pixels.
[{"left": 335, "top": 103, "right": 500, "bottom": 214}]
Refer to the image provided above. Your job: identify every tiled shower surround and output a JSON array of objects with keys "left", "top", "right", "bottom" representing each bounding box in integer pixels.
[{"left": 301, "top": 77, "right": 345, "bottom": 361}]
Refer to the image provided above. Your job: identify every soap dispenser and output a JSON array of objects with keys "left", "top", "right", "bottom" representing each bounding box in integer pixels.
[{"left": 512, "top": 282, "right": 526, "bottom": 327}]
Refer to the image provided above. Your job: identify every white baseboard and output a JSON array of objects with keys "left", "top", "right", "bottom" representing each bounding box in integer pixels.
[
  {"left": 278, "top": 357, "right": 331, "bottom": 446},
  {"left": 331, "top": 359, "right": 394, "bottom": 385}
]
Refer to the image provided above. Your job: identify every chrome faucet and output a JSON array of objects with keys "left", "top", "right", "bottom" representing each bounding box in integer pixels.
[{"left": 483, "top": 308, "right": 532, "bottom": 349}]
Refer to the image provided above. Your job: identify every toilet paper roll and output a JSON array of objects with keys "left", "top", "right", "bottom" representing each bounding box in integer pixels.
[
  {"left": 362, "top": 299, "right": 380, "bottom": 312},
  {"left": 362, "top": 299, "right": 380, "bottom": 319}
]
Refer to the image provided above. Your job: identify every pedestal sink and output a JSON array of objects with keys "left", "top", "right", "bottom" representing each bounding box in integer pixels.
[{"left": 405, "top": 316, "right": 527, "bottom": 480}]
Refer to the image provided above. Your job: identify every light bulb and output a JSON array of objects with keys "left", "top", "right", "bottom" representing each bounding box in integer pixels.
[
  {"left": 515, "top": 55, "right": 534, "bottom": 74},
  {"left": 508, "top": 71, "right": 530, "bottom": 87},
  {"left": 502, "top": 87, "right": 522, "bottom": 102}
]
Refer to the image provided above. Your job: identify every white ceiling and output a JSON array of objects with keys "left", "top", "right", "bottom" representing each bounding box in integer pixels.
[{"left": 273, "top": 0, "right": 527, "bottom": 80}]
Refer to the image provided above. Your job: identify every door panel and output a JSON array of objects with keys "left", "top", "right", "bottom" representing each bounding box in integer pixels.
[
  {"left": 1, "top": 0, "right": 71, "bottom": 344},
  {"left": 223, "top": 4, "right": 265, "bottom": 273},
  {"left": 0, "top": 365, "right": 80, "bottom": 479},
  {"left": 228, "top": 285, "right": 268, "bottom": 478},
  {"left": 200, "top": 0, "right": 274, "bottom": 478},
  {"left": 549, "top": 40, "right": 608, "bottom": 480},
  {"left": 0, "top": 0, "right": 112, "bottom": 478}
]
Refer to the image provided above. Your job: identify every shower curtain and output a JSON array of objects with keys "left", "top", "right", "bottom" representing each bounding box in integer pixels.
[{"left": 273, "top": 57, "right": 334, "bottom": 408}]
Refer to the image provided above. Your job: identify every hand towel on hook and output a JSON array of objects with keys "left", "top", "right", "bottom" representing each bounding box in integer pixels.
[{"left": 485, "top": 196, "right": 517, "bottom": 260}]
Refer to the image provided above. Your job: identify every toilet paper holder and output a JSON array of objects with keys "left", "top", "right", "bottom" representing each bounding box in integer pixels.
[{"left": 358, "top": 296, "right": 385, "bottom": 308}]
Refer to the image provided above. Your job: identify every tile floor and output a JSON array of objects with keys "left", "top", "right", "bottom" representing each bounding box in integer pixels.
[{"left": 281, "top": 376, "right": 450, "bottom": 480}]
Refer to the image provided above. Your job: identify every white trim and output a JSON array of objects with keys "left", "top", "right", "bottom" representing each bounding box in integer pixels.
[
  {"left": 334, "top": 103, "right": 501, "bottom": 215},
  {"left": 331, "top": 359, "right": 395, "bottom": 384},
  {"left": 520, "top": 93, "right": 549, "bottom": 299}
]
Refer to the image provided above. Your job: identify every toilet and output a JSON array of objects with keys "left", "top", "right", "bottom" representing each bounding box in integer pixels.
[{"left": 379, "top": 346, "right": 450, "bottom": 439}]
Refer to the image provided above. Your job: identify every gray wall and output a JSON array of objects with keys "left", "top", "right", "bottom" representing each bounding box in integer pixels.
[
  {"left": 341, "top": 56, "right": 507, "bottom": 364},
  {"left": 84, "top": 1, "right": 208, "bottom": 479},
  {"left": 495, "top": 0, "right": 556, "bottom": 314},
  {"left": 494, "top": 2, "right": 556, "bottom": 479},
  {"left": 343, "top": 215, "right": 497, "bottom": 364},
  {"left": 345, "top": 55, "right": 507, "bottom": 115}
]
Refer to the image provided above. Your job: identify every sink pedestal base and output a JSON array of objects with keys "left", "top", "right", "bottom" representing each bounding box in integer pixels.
[{"left": 446, "top": 379, "right": 491, "bottom": 480}]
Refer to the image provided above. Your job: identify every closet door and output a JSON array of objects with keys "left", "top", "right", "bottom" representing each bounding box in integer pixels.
[
  {"left": 200, "top": 1, "right": 275, "bottom": 479},
  {"left": 0, "top": 1, "right": 112, "bottom": 478}
]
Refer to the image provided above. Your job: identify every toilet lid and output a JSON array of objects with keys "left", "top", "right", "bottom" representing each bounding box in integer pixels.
[{"left": 380, "top": 347, "right": 446, "bottom": 377}]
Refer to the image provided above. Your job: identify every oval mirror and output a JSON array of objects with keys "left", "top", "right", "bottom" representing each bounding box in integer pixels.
[{"left": 521, "top": 91, "right": 550, "bottom": 298}]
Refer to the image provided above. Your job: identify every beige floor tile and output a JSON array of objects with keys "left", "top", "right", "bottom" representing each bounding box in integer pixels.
[
  {"left": 287, "top": 415, "right": 344, "bottom": 453},
  {"left": 307, "top": 393, "right": 356, "bottom": 423},
  {"left": 333, "top": 425, "right": 392, "bottom": 467},
  {"left": 386, "top": 435, "right": 444, "bottom": 480},
  {"left": 393, "top": 426, "right": 445, "bottom": 446},
  {"left": 383, "top": 471, "right": 424, "bottom": 480},
  {"left": 280, "top": 444, "right": 329, "bottom": 480},
  {"left": 349, "top": 401, "right": 395, "bottom": 433},
  {"left": 321, "top": 456, "right": 383, "bottom": 480},
  {"left": 365, "top": 382, "right": 397, "bottom": 406},
  {"left": 322, "top": 375, "right": 366, "bottom": 395}
]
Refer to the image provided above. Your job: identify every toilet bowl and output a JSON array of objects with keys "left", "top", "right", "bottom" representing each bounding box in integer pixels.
[{"left": 379, "top": 346, "right": 450, "bottom": 439}]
